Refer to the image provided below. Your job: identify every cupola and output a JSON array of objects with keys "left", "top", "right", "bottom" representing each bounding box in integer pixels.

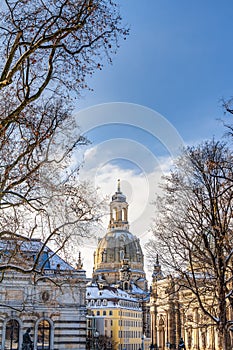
[{"left": 108, "top": 179, "right": 129, "bottom": 231}]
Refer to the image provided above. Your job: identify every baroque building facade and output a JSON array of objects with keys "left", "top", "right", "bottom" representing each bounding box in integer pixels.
[
  {"left": 150, "top": 257, "right": 233, "bottom": 350},
  {"left": 0, "top": 238, "right": 87, "bottom": 350},
  {"left": 86, "top": 180, "right": 150, "bottom": 350}
]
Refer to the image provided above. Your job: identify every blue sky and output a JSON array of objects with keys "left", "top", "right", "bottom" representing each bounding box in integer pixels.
[
  {"left": 76, "top": 0, "right": 233, "bottom": 142},
  {"left": 74, "top": 1, "right": 233, "bottom": 275}
]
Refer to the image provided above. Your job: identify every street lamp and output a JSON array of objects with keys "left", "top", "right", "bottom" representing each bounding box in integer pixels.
[
  {"left": 94, "top": 330, "right": 99, "bottom": 350},
  {"left": 141, "top": 334, "right": 145, "bottom": 350}
]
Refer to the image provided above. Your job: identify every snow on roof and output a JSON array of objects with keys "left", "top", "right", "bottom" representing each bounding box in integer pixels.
[
  {"left": 130, "top": 283, "right": 145, "bottom": 295},
  {"left": 0, "top": 238, "right": 76, "bottom": 271},
  {"left": 47, "top": 249, "right": 75, "bottom": 271},
  {"left": 129, "top": 283, "right": 150, "bottom": 301},
  {"left": 86, "top": 283, "right": 139, "bottom": 303}
]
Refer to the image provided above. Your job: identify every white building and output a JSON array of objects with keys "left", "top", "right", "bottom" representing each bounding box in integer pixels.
[{"left": 0, "top": 237, "right": 87, "bottom": 350}]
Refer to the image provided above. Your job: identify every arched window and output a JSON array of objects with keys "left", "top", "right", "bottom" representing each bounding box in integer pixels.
[
  {"left": 123, "top": 282, "right": 129, "bottom": 291},
  {"left": 123, "top": 208, "right": 127, "bottom": 221},
  {"left": 5, "top": 319, "right": 19, "bottom": 350},
  {"left": 113, "top": 208, "right": 118, "bottom": 221},
  {"left": 101, "top": 249, "right": 106, "bottom": 263},
  {"left": 37, "top": 320, "right": 51, "bottom": 350}
]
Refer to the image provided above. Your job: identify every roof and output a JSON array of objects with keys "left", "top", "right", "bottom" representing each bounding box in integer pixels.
[
  {"left": 86, "top": 283, "right": 142, "bottom": 310},
  {"left": 0, "top": 237, "right": 78, "bottom": 272},
  {"left": 98, "top": 230, "right": 139, "bottom": 248}
]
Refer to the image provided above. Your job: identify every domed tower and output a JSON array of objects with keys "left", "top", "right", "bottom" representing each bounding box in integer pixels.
[{"left": 93, "top": 180, "right": 147, "bottom": 291}]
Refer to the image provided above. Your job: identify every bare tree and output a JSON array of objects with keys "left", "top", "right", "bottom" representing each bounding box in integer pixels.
[
  {"left": 147, "top": 140, "right": 233, "bottom": 350},
  {"left": 87, "top": 334, "right": 117, "bottom": 350},
  {"left": 0, "top": 0, "right": 127, "bottom": 274},
  {"left": 221, "top": 97, "right": 233, "bottom": 140}
]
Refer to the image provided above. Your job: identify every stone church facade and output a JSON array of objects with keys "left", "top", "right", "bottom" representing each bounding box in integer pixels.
[{"left": 150, "top": 257, "right": 233, "bottom": 350}]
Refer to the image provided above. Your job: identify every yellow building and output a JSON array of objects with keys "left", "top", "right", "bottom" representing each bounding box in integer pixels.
[
  {"left": 86, "top": 283, "right": 143, "bottom": 350},
  {"left": 87, "top": 180, "right": 151, "bottom": 350}
]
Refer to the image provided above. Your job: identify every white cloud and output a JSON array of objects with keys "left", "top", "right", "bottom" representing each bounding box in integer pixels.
[{"left": 73, "top": 102, "right": 184, "bottom": 280}]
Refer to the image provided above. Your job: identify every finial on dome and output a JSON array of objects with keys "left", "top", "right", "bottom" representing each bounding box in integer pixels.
[{"left": 117, "top": 179, "right": 121, "bottom": 192}]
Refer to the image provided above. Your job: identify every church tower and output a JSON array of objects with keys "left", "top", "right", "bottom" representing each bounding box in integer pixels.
[
  {"left": 108, "top": 179, "right": 129, "bottom": 231},
  {"left": 93, "top": 180, "right": 147, "bottom": 292}
]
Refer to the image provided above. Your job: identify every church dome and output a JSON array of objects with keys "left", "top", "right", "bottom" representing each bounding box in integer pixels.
[
  {"left": 93, "top": 180, "right": 146, "bottom": 285},
  {"left": 96, "top": 229, "right": 143, "bottom": 264}
]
